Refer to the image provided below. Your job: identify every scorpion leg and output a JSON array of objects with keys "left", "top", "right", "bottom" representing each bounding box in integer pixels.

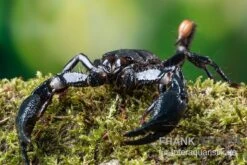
[
  {"left": 62, "top": 53, "right": 96, "bottom": 72},
  {"left": 163, "top": 51, "right": 232, "bottom": 83},
  {"left": 186, "top": 52, "right": 239, "bottom": 87},
  {"left": 187, "top": 52, "right": 230, "bottom": 82},
  {"left": 203, "top": 67, "right": 213, "bottom": 79},
  {"left": 124, "top": 69, "right": 187, "bottom": 145}
]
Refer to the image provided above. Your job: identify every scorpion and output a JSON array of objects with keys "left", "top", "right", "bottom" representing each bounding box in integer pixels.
[{"left": 16, "top": 20, "right": 236, "bottom": 164}]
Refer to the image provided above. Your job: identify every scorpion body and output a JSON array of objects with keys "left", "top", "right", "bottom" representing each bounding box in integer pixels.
[{"left": 16, "top": 20, "right": 235, "bottom": 164}]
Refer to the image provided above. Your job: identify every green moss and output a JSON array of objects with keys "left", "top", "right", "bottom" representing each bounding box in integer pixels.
[{"left": 0, "top": 72, "right": 246, "bottom": 164}]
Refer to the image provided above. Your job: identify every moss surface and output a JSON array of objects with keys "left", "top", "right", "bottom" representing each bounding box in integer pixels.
[{"left": 0, "top": 72, "right": 246, "bottom": 164}]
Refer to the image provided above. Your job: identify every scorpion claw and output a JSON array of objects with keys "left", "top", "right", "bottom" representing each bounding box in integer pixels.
[
  {"left": 20, "top": 142, "right": 29, "bottom": 165},
  {"left": 124, "top": 132, "right": 166, "bottom": 145},
  {"left": 16, "top": 95, "right": 41, "bottom": 144},
  {"left": 124, "top": 71, "right": 187, "bottom": 145},
  {"left": 124, "top": 126, "right": 148, "bottom": 137},
  {"left": 16, "top": 77, "right": 66, "bottom": 164},
  {"left": 124, "top": 120, "right": 176, "bottom": 138},
  {"left": 16, "top": 94, "right": 45, "bottom": 165}
]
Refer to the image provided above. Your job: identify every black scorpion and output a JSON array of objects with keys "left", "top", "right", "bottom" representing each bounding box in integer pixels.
[{"left": 16, "top": 20, "right": 236, "bottom": 164}]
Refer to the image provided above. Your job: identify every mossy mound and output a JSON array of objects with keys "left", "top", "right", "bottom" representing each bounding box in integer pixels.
[{"left": 0, "top": 72, "right": 246, "bottom": 164}]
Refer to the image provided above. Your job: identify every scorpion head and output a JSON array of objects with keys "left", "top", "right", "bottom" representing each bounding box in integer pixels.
[
  {"left": 102, "top": 58, "right": 121, "bottom": 74},
  {"left": 100, "top": 56, "right": 130, "bottom": 75}
]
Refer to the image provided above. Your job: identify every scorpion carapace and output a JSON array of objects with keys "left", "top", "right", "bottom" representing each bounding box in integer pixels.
[{"left": 16, "top": 19, "right": 236, "bottom": 164}]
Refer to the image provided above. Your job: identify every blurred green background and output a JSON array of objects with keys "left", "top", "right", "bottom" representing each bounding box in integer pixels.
[{"left": 0, "top": 0, "right": 246, "bottom": 82}]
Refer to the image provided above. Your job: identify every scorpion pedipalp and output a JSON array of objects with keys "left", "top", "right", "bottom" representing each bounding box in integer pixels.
[
  {"left": 124, "top": 69, "right": 187, "bottom": 145},
  {"left": 16, "top": 79, "right": 55, "bottom": 164}
]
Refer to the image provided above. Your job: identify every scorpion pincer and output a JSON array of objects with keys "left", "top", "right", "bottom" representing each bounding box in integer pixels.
[
  {"left": 124, "top": 68, "right": 188, "bottom": 145},
  {"left": 16, "top": 75, "right": 67, "bottom": 163}
]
